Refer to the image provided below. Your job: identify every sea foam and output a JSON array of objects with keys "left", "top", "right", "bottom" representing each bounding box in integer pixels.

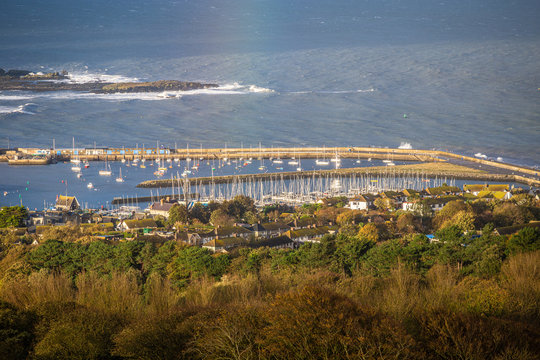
[{"left": 0, "top": 103, "right": 37, "bottom": 115}]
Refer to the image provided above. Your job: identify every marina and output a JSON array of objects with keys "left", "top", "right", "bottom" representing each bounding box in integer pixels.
[{"left": 1, "top": 150, "right": 537, "bottom": 210}]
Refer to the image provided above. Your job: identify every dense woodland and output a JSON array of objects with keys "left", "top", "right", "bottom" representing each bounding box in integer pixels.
[{"left": 0, "top": 193, "right": 539, "bottom": 359}]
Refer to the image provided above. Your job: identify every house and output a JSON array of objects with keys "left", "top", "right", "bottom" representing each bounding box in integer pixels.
[
  {"left": 380, "top": 191, "right": 406, "bottom": 204},
  {"left": 476, "top": 190, "right": 512, "bottom": 201},
  {"left": 287, "top": 216, "right": 318, "bottom": 230},
  {"left": 347, "top": 194, "right": 378, "bottom": 210},
  {"left": 248, "top": 222, "right": 290, "bottom": 238},
  {"left": 249, "top": 235, "right": 295, "bottom": 250},
  {"left": 118, "top": 219, "right": 158, "bottom": 231},
  {"left": 147, "top": 198, "right": 177, "bottom": 218},
  {"left": 176, "top": 231, "right": 203, "bottom": 245},
  {"left": 284, "top": 226, "right": 331, "bottom": 243},
  {"left": 402, "top": 197, "right": 459, "bottom": 213},
  {"left": 55, "top": 195, "right": 80, "bottom": 211},
  {"left": 425, "top": 185, "right": 461, "bottom": 196},
  {"left": 28, "top": 211, "right": 63, "bottom": 226},
  {"left": 464, "top": 184, "right": 509, "bottom": 196},
  {"left": 402, "top": 189, "right": 421, "bottom": 201},
  {"left": 214, "top": 225, "right": 253, "bottom": 239},
  {"left": 203, "top": 237, "right": 247, "bottom": 252},
  {"left": 494, "top": 221, "right": 540, "bottom": 236}
]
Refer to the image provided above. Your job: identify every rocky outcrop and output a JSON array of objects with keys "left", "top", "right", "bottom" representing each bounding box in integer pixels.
[
  {"left": 96, "top": 80, "right": 218, "bottom": 93},
  {"left": 0, "top": 68, "right": 218, "bottom": 93},
  {"left": 5, "top": 69, "right": 32, "bottom": 77}
]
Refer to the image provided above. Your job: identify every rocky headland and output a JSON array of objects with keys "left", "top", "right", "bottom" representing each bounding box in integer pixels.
[{"left": 0, "top": 68, "right": 218, "bottom": 93}]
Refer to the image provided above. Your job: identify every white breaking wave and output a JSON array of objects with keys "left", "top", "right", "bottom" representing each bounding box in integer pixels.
[
  {"left": 0, "top": 94, "right": 36, "bottom": 101},
  {"left": 474, "top": 152, "right": 488, "bottom": 159},
  {"left": 0, "top": 103, "right": 37, "bottom": 115},
  {"left": 398, "top": 142, "right": 412, "bottom": 149},
  {"left": 66, "top": 72, "right": 140, "bottom": 84},
  {"left": 0, "top": 81, "right": 275, "bottom": 102}
]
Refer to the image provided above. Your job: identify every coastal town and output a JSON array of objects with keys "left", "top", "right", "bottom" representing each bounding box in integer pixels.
[{"left": 3, "top": 181, "right": 537, "bottom": 252}]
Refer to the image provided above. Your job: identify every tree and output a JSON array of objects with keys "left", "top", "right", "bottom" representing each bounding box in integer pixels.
[
  {"left": 396, "top": 212, "right": 416, "bottom": 234},
  {"left": 508, "top": 227, "right": 540, "bottom": 254},
  {"left": 334, "top": 235, "right": 375, "bottom": 275},
  {"left": 32, "top": 305, "right": 121, "bottom": 360},
  {"left": 258, "top": 286, "right": 417, "bottom": 359},
  {"left": 493, "top": 202, "right": 533, "bottom": 227},
  {"left": 374, "top": 197, "right": 397, "bottom": 212},
  {"left": 113, "top": 314, "right": 192, "bottom": 360},
  {"left": 0, "top": 300, "right": 36, "bottom": 360},
  {"left": 209, "top": 209, "right": 234, "bottom": 226},
  {"left": 0, "top": 206, "right": 28, "bottom": 228},
  {"left": 433, "top": 200, "right": 470, "bottom": 229},
  {"left": 358, "top": 223, "right": 387, "bottom": 242},
  {"left": 190, "top": 203, "right": 210, "bottom": 224},
  {"left": 167, "top": 204, "right": 189, "bottom": 226}
]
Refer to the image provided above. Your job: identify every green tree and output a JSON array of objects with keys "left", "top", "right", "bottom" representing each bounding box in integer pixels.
[
  {"left": 508, "top": 227, "right": 540, "bottom": 254},
  {"left": 334, "top": 234, "right": 375, "bottom": 275},
  {"left": 167, "top": 204, "right": 189, "bottom": 226},
  {"left": 169, "top": 246, "right": 230, "bottom": 288},
  {"left": 190, "top": 203, "right": 210, "bottom": 224},
  {"left": 0, "top": 206, "right": 28, "bottom": 228}
]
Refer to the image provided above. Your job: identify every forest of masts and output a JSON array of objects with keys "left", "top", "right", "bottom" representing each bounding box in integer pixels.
[{"left": 132, "top": 170, "right": 457, "bottom": 207}]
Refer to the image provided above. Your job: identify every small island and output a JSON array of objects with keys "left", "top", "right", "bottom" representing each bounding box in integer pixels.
[{"left": 0, "top": 68, "right": 218, "bottom": 93}]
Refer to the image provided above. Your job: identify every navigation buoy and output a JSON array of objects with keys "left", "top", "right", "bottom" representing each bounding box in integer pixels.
[{"left": 403, "top": 114, "right": 408, "bottom": 118}]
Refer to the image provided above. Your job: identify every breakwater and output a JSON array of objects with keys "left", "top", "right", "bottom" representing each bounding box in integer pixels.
[
  {"left": 138, "top": 162, "right": 540, "bottom": 188},
  {"left": 7, "top": 146, "right": 540, "bottom": 186}
]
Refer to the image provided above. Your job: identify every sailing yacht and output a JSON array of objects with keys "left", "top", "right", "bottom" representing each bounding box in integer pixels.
[
  {"left": 258, "top": 142, "right": 266, "bottom": 170},
  {"left": 316, "top": 146, "right": 330, "bottom": 166},
  {"left": 288, "top": 147, "right": 299, "bottom": 165},
  {"left": 70, "top": 137, "right": 81, "bottom": 171},
  {"left": 273, "top": 147, "right": 283, "bottom": 164},
  {"left": 116, "top": 168, "right": 124, "bottom": 182},
  {"left": 99, "top": 156, "right": 112, "bottom": 176}
]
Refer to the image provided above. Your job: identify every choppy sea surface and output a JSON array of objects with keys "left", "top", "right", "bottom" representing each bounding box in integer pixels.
[{"left": 1, "top": 0, "right": 539, "bottom": 208}]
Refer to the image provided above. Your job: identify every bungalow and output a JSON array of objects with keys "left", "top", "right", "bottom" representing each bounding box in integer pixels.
[
  {"left": 476, "top": 190, "right": 512, "bottom": 201},
  {"left": 118, "top": 218, "right": 158, "bottom": 231},
  {"left": 347, "top": 194, "right": 378, "bottom": 211},
  {"left": 402, "top": 197, "right": 459, "bottom": 213},
  {"left": 494, "top": 221, "right": 540, "bottom": 236},
  {"left": 55, "top": 195, "right": 80, "bottom": 211},
  {"left": 464, "top": 184, "right": 509, "bottom": 196},
  {"left": 425, "top": 185, "right": 461, "bottom": 196},
  {"left": 284, "top": 226, "right": 331, "bottom": 243}
]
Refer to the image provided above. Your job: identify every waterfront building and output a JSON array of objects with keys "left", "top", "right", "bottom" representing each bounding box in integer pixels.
[{"left": 55, "top": 195, "right": 80, "bottom": 211}]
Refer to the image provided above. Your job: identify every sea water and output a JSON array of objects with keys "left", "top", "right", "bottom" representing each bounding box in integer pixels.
[{"left": 0, "top": 0, "right": 539, "bottom": 208}]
